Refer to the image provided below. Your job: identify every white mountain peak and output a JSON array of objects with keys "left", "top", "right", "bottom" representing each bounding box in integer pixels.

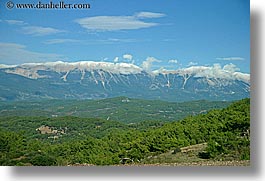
[{"left": 19, "top": 61, "right": 143, "bottom": 74}]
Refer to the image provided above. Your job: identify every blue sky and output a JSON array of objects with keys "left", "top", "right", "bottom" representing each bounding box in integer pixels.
[{"left": 0, "top": 0, "right": 250, "bottom": 73}]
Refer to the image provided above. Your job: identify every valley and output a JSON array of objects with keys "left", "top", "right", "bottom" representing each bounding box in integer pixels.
[{"left": 0, "top": 97, "right": 231, "bottom": 123}]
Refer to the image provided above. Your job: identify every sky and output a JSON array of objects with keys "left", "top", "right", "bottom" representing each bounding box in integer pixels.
[{"left": 0, "top": 0, "right": 250, "bottom": 73}]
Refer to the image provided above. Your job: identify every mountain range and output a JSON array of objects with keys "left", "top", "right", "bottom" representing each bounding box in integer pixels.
[{"left": 0, "top": 61, "right": 250, "bottom": 101}]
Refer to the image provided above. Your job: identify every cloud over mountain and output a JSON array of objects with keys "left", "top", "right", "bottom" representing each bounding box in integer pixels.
[
  {"left": 123, "top": 54, "right": 133, "bottom": 61},
  {"left": 168, "top": 59, "right": 178, "bottom": 64},
  {"left": 142, "top": 57, "right": 160, "bottom": 72}
]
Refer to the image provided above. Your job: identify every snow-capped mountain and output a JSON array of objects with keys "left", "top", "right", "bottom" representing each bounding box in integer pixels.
[{"left": 0, "top": 61, "right": 250, "bottom": 101}]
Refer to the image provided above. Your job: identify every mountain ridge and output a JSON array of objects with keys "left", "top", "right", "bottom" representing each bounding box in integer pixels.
[
  {"left": 0, "top": 61, "right": 250, "bottom": 83},
  {"left": 0, "top": 61, "right": 250, "bottom": 101}
]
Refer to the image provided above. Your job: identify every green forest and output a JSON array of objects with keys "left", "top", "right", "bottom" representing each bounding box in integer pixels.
[{"left": 0, "top": 98, "right": 250, "bottom": 166}]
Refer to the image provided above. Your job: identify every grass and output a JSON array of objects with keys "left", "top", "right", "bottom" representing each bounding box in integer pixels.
[{"left": 141, "top": 143, "right": 250, "bottom": 166}]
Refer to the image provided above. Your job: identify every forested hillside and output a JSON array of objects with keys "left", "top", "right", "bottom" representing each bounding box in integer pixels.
[{"left": 0, "top": 98, "right": 250, "bottom": 166}]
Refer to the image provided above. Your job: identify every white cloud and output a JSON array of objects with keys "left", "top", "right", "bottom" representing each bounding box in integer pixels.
[
  {"left": 0, "top": 42, "right": 67, "bottom": 64},
  {"left": 82, "top": 38, "right": 138, "bottom": 45},
  {"left": 22, "top": 26, "right": 66, "bottom": 36},
  {"left": 163, "top": 39, "right": 176, "bottom": 42},
  {"left": 75, "top": 16, "right": 157, "bottom": 31},
  {"left": 75, "top": 12, "right": 165, "bottom": 31},
  {"left": 178, "top": 63, "right": 249, "bottom": 83},
  {"left": 5, "top": 20, "right": 26, "bottom": 26},
  {"left": 44, "top": 39, "right": 82, "bottom": 44},
  {"left": 142, "top": 56, "right": 160, "bottom": 72},
  {"left": 1, "top": 19, "right": 64, "bottom": 36},
  {"left": 44, "top": 38, "right": 137, "bottom": 45},
  {"left": 113, "top": 57, "right": 119, "bottom": 63},
  {"left": 168, "top": 59, "right": 178, "bottom": 64},
  {"left": 107, "top": 38, "right": 137, "bottom": 43},
  {"left": 123, "top": 54, "right": 133, "bottom": 61},
  {"left": 134, "top": 12, "right": 166, "bottom": 19},
  {"left": 223, "top": 63, "right": 240, "bottom": 72},
  {"left": 152, "top": 63, "right": 249, "bottom": 83},
  {"left": 187, "top": 61, "right": 198, "bottom": 66},
  {"left": 216, "top": 57, "right": 245, "bottom": 61},
  {"left": 103, "top": 57, "right": 108, "bottom": 61}
]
